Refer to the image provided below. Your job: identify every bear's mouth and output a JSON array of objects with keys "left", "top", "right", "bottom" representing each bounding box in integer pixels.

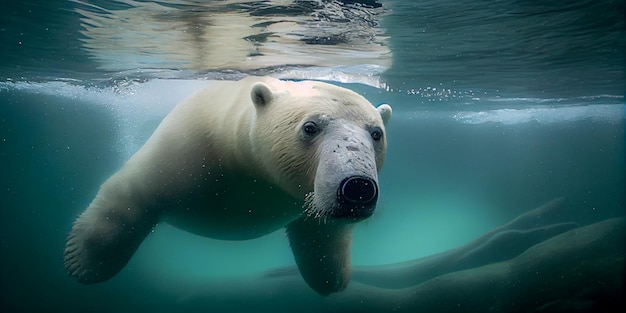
[{"left": 330, "top": 203, "right": 376, "bottom": 220}]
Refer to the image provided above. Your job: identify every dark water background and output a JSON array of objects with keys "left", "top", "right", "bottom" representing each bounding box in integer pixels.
[{"left": 1, "top": 0, "right": 624, "bottom": 312}]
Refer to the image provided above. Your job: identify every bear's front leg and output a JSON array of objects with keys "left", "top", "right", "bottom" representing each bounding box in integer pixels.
[
  {"left": 64, "top": 185, "right": 160, "bottom": 284},
  {"left": 286, "top": 217, "right": 354, "bottom": 296}
]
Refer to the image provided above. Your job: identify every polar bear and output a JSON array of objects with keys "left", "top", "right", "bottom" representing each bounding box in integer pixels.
[{"left": 64, "top": 76, "right": 391, "bottom": 295}]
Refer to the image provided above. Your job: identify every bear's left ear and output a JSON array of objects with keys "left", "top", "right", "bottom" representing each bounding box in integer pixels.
[
  {"left": 251, "top": 82, "right": 274, "bottom": 107},
  {"left": 377, "top": 103, "right": 392, "bottom": 125}
]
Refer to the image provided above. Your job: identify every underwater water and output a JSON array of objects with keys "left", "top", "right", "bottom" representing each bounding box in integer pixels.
[{"left": 1, "top": 0, "right": 624, "bottom": 312}]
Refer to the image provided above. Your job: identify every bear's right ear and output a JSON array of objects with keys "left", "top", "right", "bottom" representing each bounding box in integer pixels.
[
  {"left": 377, "top": 103, "right": 392, "bottom": 125},
  {"left": 251, "top": 82, "right": 274, "bottom": 107}
]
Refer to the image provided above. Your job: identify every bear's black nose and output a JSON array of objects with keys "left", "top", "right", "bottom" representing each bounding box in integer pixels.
[{"left": 333, "top": 176, "right": 378, "bottom": 219}]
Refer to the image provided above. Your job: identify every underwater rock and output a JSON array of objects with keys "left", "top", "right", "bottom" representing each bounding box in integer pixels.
[
  {"left": 178, "top": 199, "right": 624, "bottom": 312},
  {"left": 349, "top": 197, "right": 580, "bottom": 289}
]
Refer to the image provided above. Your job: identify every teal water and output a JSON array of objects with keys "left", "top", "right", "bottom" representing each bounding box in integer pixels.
[{"left": 1, "top": 0, "right": 624, "bottom": 312}]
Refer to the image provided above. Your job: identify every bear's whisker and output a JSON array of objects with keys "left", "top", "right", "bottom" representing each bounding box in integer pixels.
[
  {"left": 302, "top": 191, "right": 328, "bottom": 222},
  {"left": 302, "top": 191, "right": 336, "bottom": 225}
]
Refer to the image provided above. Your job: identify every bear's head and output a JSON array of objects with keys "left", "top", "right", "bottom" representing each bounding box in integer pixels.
[{"left": 248, "top": 79, "right": 391, "bottom": 222}]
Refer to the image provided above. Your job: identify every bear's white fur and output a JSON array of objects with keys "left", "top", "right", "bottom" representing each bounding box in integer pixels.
[{"left": 64, "top": 76, "right": 391, "bottom": 295}]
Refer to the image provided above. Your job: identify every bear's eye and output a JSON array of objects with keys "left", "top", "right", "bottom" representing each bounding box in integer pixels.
[
  {"left": 303, "top": 121, "right": 319, "bottom": 135},
  {"left": 370, "top": 127, "right": 383, "bottom": 141}
]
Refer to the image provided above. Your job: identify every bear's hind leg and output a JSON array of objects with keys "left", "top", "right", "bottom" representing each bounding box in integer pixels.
[{"left": 64, "top": 196, "right": 159, "bottom": 284}]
